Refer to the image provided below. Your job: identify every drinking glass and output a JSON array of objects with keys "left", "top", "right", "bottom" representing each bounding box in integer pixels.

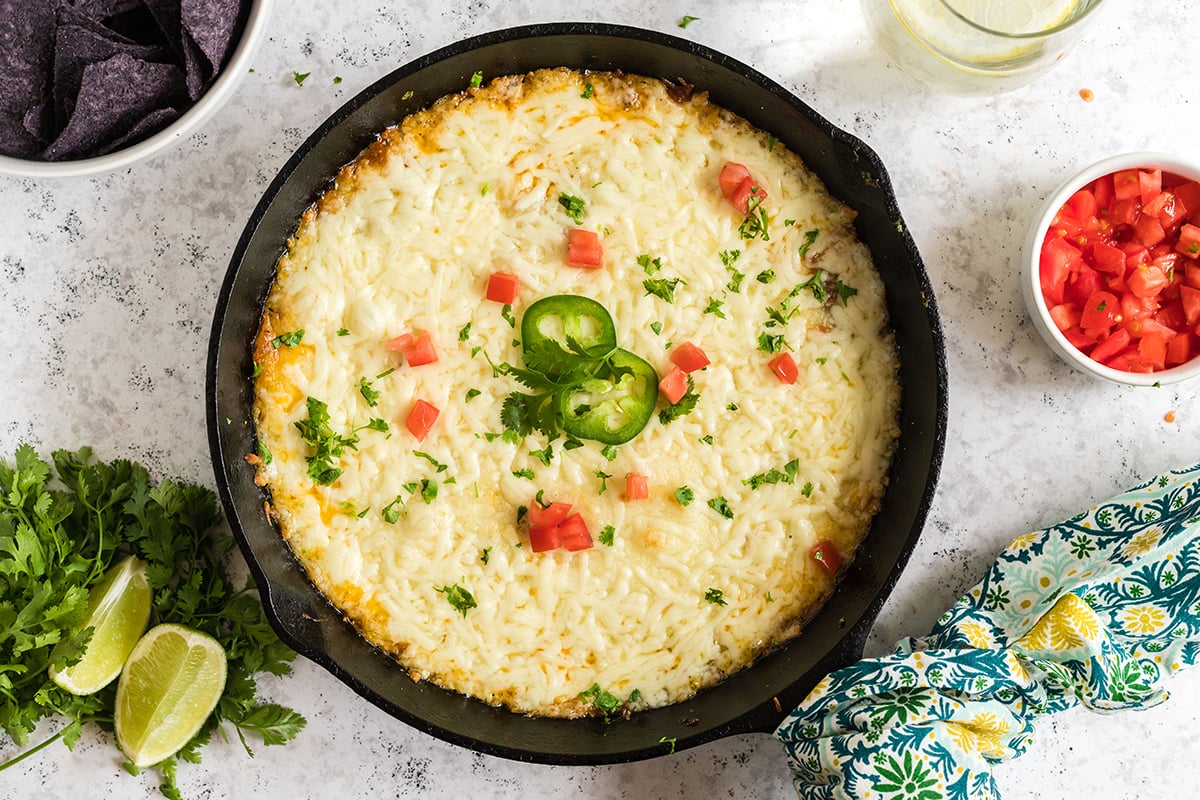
[{"left": 861, "top": 0, "right": 1107, "bottom": 94}]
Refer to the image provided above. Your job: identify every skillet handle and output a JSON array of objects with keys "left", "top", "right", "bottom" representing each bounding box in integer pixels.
[{"left": 726, "top": 614, "right": 873, "bottom": 737}]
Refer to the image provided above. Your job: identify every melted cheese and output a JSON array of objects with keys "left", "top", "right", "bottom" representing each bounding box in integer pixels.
[{"left": 254, "top": 69, "right": 900, "bottom": 716}]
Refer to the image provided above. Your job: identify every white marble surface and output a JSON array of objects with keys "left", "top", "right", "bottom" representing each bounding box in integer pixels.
[{"left": 3, "top": 1, "right": 1199, "bottom": 798}]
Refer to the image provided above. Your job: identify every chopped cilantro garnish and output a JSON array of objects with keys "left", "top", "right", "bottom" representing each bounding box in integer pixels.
[
  {"left": 743, "top": 459, "right": 800, "bottom": 490},
  {"left": 704, "top": 587, "right": 727, "bottom": 605},
  {"left": 726, "top": 402, "right": 739, "bottom": 411},
  {"left": 658, "top": 375, "right": 698, "bottom": 425},
  {"left": 469, "top": 70, "right": 483, "bottom": 88},
  {"left": 333, "top": 76, "right": 343, "bottom": 84},
  {"left": 599, "top": 525, "right": 615, "bottom": 546},
  {"left": 292, "top": 70, "right": 310, "bottom": 86},
  {"left": 256, "top": 440, "right": 272, "bottom": 465},
  {"left": 501, "top": 303, "right": 516, "bottom": 328},
  {"left": 643, "top": 277, "right": 684, "bottom": 303},
  {"left": 413, "top": 450, "right": 448, "bottom": 473},
  {"left": 381, "top": 494, "right": 407, "bottom": 523},
  {"left": 756, "top": 269, "right": 776, "bottom": 284},
  {"left": 703, "top": 297, "right": 726, "bottom": 319},
  {"left": 674, "top": 486, "right": 695, "bottom": 506},
  {"left": 738, "top": 194, "right": 770, "bottom": 241},
  {"left": 757, "top": 332, "right": 787, "bottom": 354},
  {"left": 531, "top": 446, "right": 554, "bottom": 466},
  {"left": 418, "top": 478, "right": 438, "bottom": 504},
  {"left": 594, "top": 469, "right": 612, "bottom": 495},
  {"left": 798, "top": 228, "right": 819, "bottom": 257},
  {"left": 836, "top": 279, "right": 858, "bottom": 305},
  {"left": 336, "top": 327, "right": 350, "bottom": 336},
  {"left": 637, "top": 254, "right": 663, "bottom": 275},
  {"left": 465, "top": 388, "right": 481, "bottom": 402},
  {"left": 707, "top": 496, "right": 734, "bottom": 519},
  {"left": 458, "top": 322, "right": 472, "bottom": 341},
  {"left": 481, "top": 183, "right": 490, "bottom": 196},
  {"left": 251, "top": 362, "right": 263, "bottom": 378},
  {"left": 678, "top": 15, "right": 700, "bottom": 27},
  {"left": 358, "top": 377, "right": 381, "bottom": 407},
  {"left": 581, "top": 82, "right": 594, "bottom": 99},
  {"left": 402, "top": 90, "right": 414, "bottom": 100},
  {"left": 558, "top": 192, "right": 586, "bottom": 223},
  {"left": 481, "top": 547, "right": 492, "bottom": 565},
  {"left": 720, "top": 249, "right": 741, "bottom": 268},
  {"left": 435, "top": 583, "right": 476, "bottom": 616},
  {"left": 650, "top": 321, "right": 664, "bottom": 335},
  {"left": 767, "top": 134, "right": 776, "bottom": 151},
  {"left": 513, "top": 468, "right": 535, "bottom": 480},
  {"left": 794, "top": 269, "right": 828, "bottom": 303},
  {"left": 801, "top": 481, "right": 814, "bottom": 497},
  {"left": 271, "top": 329, "right": 304, "bottom": 349},
  {"left": 698, "top": 434, "right": 713, "bottom": 445},
  {"left": 578, "top": 684, "right": 622, "bottom": 715},
  {"left": 294, "top": 396, "right": 384, "bottom": 485},
  {"left": 601, "top": 445, "right": 618, "bottom": 462}
]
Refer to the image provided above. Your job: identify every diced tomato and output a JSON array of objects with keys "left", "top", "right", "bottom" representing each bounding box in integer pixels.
[
  {"left": 1167, "top": 331, "right": 1197, "bottom": 366},
  {"left": 1134, "top": 214, "right": 1166, "bottom": 248},
  {"left": 1174, "top": 181, "right": 1200, "bottom": 221},
  {"left": 1139, "top": 168, "right": 1163, "bottom": 206},
  {"left": 659, "top": 366, "right": 689, "bottom": 405},
  {"left": 529, "top": 501, "right": 572, "bottom": 530},
  {"left": 1127, "top": 264, "right": 1170, "bottom": 298},
  {"left": 768, "top": 352, "right": 799, "bottom": 384},
  {"left": 1066, "top": 189, "right": 1098, "bottom": 222},
  {"left": 567, "top": 228, "right": 604, "bottom": 268},
  {"left": 1062, "top": 326, "right": 1095, "bottom": 350},
  {"left": 1113, "top": 169, "right": 1141, "bottom": 202},
  {"left": 1049, "top": 303, "right": 1081, "bottom": 333},
  {"left": 1089, "top": 242, "right": 1126, "bottom": 275},
  {"left": 1040, "top": 236, "right": 1083, "bottom": 306},
  {"left": 719, "top": 162, "right": 751, "bottom": 199},
  {"left": 386, "top": 330, "right": 438, "bottom": 366},
  {"left": 528, "top": 522, "right": 560, "bottom": 552},
  {"left": 670, "top": 341, "right": 711, "bottom": 373},
  {"left": 405, "top": 399, "right": 439, "bottom": 442},
  {"left": 1090, "top": 328, "right": 1131, "bottom": 363},
  {"left": 1079, "top": 290, "right": 1121, "bottom": 331},
  {"left": 1092, "top": 173, "right": 1114, "bottom": 210},
  {"left": 485, "top": 271, "right": 520, "bottom": 304},
  {"left": 557, "top": 513, "right": 593, "bottom": 551},
  {"left": 809, "top": 539, "right": 843, "bottom": 576},
  {"left": 730, "top": 176, "right": 767, "bottom": 215},
  {"left": 1181, "top": 286, "right": 1200, "bottom": 327},
  {"left": 1040, "top": 168, "right": 1200, "bottom": 373},
  {"left": 1138, "top": 332, "right": 1169, "bottom": 370},
  {"left": 1177, "top": 224, "right": 1200, "bottom": 259},
  {"left": 1064, "top": 266, "right": 1102, "bottom": 307},
  {"left": 625, "top": 473, "right": 648, "bottom": 501},
  {"left": 1110, "top": 198, "right": 1141, "bottom": 226}
]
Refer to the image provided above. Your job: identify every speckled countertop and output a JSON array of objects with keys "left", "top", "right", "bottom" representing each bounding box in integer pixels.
[{"left": 3, "top": 1, "right": 1199, "bottom": 798}]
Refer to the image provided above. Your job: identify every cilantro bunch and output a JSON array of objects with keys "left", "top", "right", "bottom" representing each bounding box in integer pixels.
[{"left": 0, "top": 445, "right": 305, "bottom": 798}]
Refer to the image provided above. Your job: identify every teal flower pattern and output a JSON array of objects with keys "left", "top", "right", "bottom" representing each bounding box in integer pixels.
[{"left": 776, "top": 465, "right": 1200, "bottom": 799}]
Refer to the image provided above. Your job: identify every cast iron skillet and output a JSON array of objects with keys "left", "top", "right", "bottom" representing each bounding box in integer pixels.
[{"left": 206, "top": 22, "right": 947, "bottom": 765}]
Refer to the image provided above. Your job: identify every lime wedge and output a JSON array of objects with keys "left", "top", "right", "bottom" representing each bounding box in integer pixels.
[
  {"left": 49, "top": 555, "right": 153, "bottom": 695},
  {"left": 114, "top": 623, "right": 228, "bottom": 767}
]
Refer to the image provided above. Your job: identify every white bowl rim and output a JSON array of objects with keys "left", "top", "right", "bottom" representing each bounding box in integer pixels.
[
  {"left": 0, "top": 0, "right": 273, "bottom": 179},
  {"left": 1023, "top": 149, "right": 1200, "bottom": 386}
]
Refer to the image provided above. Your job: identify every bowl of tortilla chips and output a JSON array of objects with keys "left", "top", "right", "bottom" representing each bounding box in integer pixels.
[{"left": 0, "top": 0, "right": 271, "bottom": 178}]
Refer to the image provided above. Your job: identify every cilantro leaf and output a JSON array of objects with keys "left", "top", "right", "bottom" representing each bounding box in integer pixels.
[
  {"left": 643, "top": 277, "right": 684, "bottom": 303},
  {"left": 558, "top": 192, "right": 586, "bottom": 223}
]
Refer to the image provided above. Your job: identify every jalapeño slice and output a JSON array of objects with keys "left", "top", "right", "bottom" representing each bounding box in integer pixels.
[
  {"left": 521, "top": 295, "right": 617, "bottom": 372},
  {"left": 558, "top": 348, "right": 659, "bottom": 445}
]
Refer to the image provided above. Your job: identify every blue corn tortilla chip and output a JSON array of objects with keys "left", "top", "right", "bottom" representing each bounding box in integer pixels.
[
  {"left": 53, "top": 22, "right": 171, "bottom": 131},
  {"left": 94, "top": 105, "right": 179, "bottom": 155},
  {"left": 180, "top": 27, "right": 210, "bottom": 100},
  {"left": 43, "top": 52, "right": 185, "bottom": 161},
  {"left": 0, "top": 0, "right": 55, "bottom": 157},
  {"left": 67, "top": 0, "right": 146, "bottom": 18},
  {"left": 180, "top": 0, "right": 241, "bottom": 72}
]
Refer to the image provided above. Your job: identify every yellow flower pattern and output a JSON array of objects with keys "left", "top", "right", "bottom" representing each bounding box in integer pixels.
[
  {"left": 1121, "top": 604, "right": 1169, "bottom": 636},
  {"left": 1016, "top": 593, "right": 1102, "bottom": 656}
]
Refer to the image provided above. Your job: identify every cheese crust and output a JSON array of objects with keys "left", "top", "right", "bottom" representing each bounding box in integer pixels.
[{"left": 253, "top": 68, "right": 900, "bottom": 717}]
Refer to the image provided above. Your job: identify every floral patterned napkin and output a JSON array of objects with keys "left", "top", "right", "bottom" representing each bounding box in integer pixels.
[{"left": 776, "top": 465, "right": 1200, "bottom": 800}]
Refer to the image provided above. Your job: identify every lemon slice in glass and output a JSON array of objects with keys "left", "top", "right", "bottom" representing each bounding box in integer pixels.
[
  {"left": 115, "top": 623, "right": 227, "bottom": 767},
  {"left": 49, "top": 555, "right": 153, "bottom": 695}
]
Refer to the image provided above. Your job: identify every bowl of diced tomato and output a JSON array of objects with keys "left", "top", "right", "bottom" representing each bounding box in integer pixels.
[{"left": 1024, "top": 152, "right": 1200, "bottom": 384}]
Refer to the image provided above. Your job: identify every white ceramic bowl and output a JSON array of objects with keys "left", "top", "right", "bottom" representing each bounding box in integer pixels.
[
  {"left": 1023, "top": 151, "right": 1200, "bottom": 386},
  {"left": 0, "top": 0, "right": 273, "bottom": 179}
]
